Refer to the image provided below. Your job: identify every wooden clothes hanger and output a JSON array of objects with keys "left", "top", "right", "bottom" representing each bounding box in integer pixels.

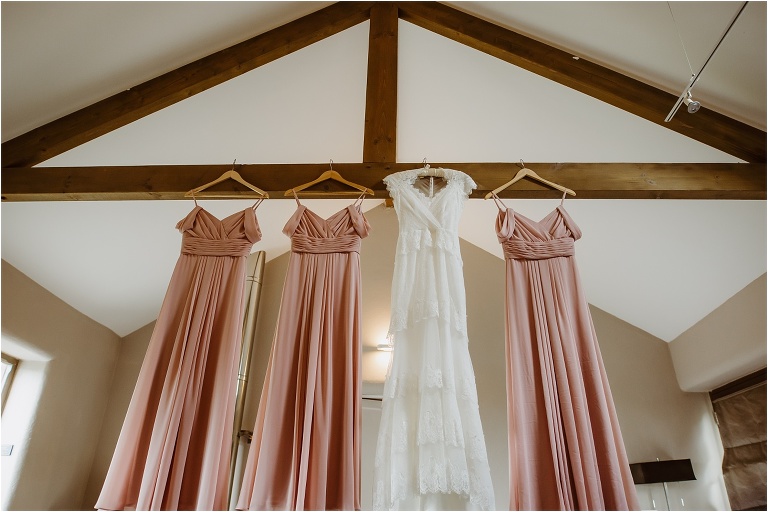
[
  {"left": 416, "top": 158, "right": 446, "bottom": 178},
  {"left": 414, "top": 159, "right": 449, "bottom": 199},
  {"left": 484, "top": 160, "right": 575, "bottom": 199},
  {"left": 284, "top": 161, "right": 374, "bottom": 197},
  {"left": 185, "top": 160, "right": 269, "bottom": 199}
]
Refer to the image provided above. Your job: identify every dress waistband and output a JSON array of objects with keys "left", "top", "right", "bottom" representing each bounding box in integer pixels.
[
  {"left": 291, "top": 234, "right": 361, "bottom": 254},
  {"left": 181, "top": 237, "right": 253, "bottom": 257},
  {"left": 502, "top": 238, "right": 574, "bottom": 260}
]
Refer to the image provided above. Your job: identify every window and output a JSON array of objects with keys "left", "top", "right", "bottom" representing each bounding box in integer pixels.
[{"left": 1, "top": 354, "right": 18, "bottom": 413}]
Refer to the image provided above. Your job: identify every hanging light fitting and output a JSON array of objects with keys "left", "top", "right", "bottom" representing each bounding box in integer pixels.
[
  {"left": 683, "top": 91, "right": 701, "bottom": 114},
  {"left": 664, "top": 2, "right": 748, "bottom": 122}
]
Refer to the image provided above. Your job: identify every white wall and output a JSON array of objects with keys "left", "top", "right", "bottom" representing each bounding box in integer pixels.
[
  {"left": 669, "top": 273, "right": 767, "bottom": 392},
  {"left": 1, "top": 260, "right": 120, "bottom": 510}
]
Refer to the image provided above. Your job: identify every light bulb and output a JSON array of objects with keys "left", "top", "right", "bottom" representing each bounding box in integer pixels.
[{"left": 683, "top": 91, "right": 701, "bottom": 113}]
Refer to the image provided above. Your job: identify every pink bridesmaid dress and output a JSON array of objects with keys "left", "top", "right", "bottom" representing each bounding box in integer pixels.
[
  {"left": 237, "top": 193, "right": 370, "bottom": 511},
  {"left": 491, "top": 193, "right": 639, "bottom": 511},
  {"left": 96, "top": 201, "right": 263, "bottom": 510}
]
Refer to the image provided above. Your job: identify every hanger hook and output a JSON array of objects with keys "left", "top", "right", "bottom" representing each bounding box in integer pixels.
[
  {"left": 329, "top": 159, "right": 333, "bottom": 170},
  {"left": 422, "top": 157, "right": 429, "bottom": 170},
  {"left": 518, "top": 159, "right": 525, "bottom": 169},
  {"left": 231, "top": 159, "right": 237, "bottom": 171}
]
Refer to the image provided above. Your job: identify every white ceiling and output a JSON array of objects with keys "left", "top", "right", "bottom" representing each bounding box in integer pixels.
[{"left": 1, "top": 2, "right": 766, "bottom": 342}]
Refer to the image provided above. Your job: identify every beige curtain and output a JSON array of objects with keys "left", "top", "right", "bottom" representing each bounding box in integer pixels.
[{"left": 712, "top": 382, "right": 766, "bottom": 511}]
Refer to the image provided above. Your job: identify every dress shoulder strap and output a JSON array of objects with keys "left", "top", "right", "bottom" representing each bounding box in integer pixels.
[
  {"left": 490, "top": 192, "right": 507, "bottom": 212},
  {"left": 291, "top": 189, "right": 302, "bottom": 206},
  {"left": 353, "top": 190, "right": 367, "bottom": 209}
]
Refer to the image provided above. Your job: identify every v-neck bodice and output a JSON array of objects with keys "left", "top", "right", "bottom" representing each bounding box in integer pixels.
[
  {"left": 176, "top": 206, "right": 261, "bottom": 257},
  {"left": 408, "top": 175, "right": 452, "bottom": 204},
  {"left": 494, "top": 201, "right": 582, "bottom": 260},
  {"left": 283, "top": 203, "right": 370, "bottom": 254},
  {"left": 382, "top": 167, "right": 476, "bottom": 334},
  {"left": 383, "top": 168, "right": 475, "bottom": 257}
]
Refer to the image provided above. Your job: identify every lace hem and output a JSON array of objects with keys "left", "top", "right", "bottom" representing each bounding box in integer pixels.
[
  {"left": 388, "top": 298, "right": 467, "bottom": 337},
  {"left": 395, "top": 414, "right": 487, "bottom": 462},
  {"left": 373, "top": 379, "right": 494, "bottom": 510},
  {"left": 383, "top": 372, "right": 480, "bottom": 406},
  {"left": 379, "top": 375, "right": 486, "bottom": 462},
  {"left": 420, "top": 456, "right": 470, "bottom": 495},
  {"left": 373, "top": 458, "right": 494, "bottom": 511},
  {"left": 373, "top": 464, "right": 493, "bottom": 511}
]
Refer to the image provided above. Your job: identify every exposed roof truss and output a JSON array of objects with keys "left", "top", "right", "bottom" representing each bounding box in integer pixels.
[{"left": 2, "top": 2, "right": 765, "bottom": 201}]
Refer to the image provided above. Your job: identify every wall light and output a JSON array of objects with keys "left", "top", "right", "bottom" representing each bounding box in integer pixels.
[
  {"left": 630, "top": 458, "right": 696, "bottom": 510},
  {"left": 376, "top": 343, "right": 393, "bottom": 352}
]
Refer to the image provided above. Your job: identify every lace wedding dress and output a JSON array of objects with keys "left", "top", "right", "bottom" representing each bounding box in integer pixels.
[{"left": 373, "top": 168, "right": 495, "bottom": 511}]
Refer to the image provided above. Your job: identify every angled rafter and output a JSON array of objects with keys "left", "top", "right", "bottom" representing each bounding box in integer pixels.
[
  {"left": 398, "top": 2, "right": 767, "bottom": 163},
  {"left": 1, "top": 2, "right": 374, "bottom": 168},
  {"left": 1, "top": 1, "right": 765, "bottom": 203},
  {"left": 2, "top": 163, "right": 764, "bottom": 201}
]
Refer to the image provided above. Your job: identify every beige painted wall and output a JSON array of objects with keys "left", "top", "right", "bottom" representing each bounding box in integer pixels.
[
  {"left": 669, "top": 273, "right": 766, "bottom": 392},
  {"left": 1, "top": 260, "right": 120, "bottom": 510},
  {"left": 84, "top": 204, "right": 735, "bottom": 510},
  {"left": 82, "top": 320, "right": 155, "bottom": 508},
  {"left": 591, "top": 305, "right": 730, "bottom": 510}
]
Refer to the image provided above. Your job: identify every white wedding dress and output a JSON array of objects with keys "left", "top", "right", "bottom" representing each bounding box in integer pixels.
[{"left": 373, "top": 168, "right": 495, "bottom": 511}]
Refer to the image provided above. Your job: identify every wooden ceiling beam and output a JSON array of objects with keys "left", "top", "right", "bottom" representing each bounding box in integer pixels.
[
  {"left": 2, "top": 162, "right": 764, "bottom": 201},
  {"left": 398, "top": 2, "right": 767, "bottom": 163},
  {"left": 2, "top": 0, "right": 764, "bottom": 201},
  {"left": 1, "top": 2, "right": 374, "bottom": 168},
  {"left": 363, "top": 2, "right": 399, "bottom": 163}
]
